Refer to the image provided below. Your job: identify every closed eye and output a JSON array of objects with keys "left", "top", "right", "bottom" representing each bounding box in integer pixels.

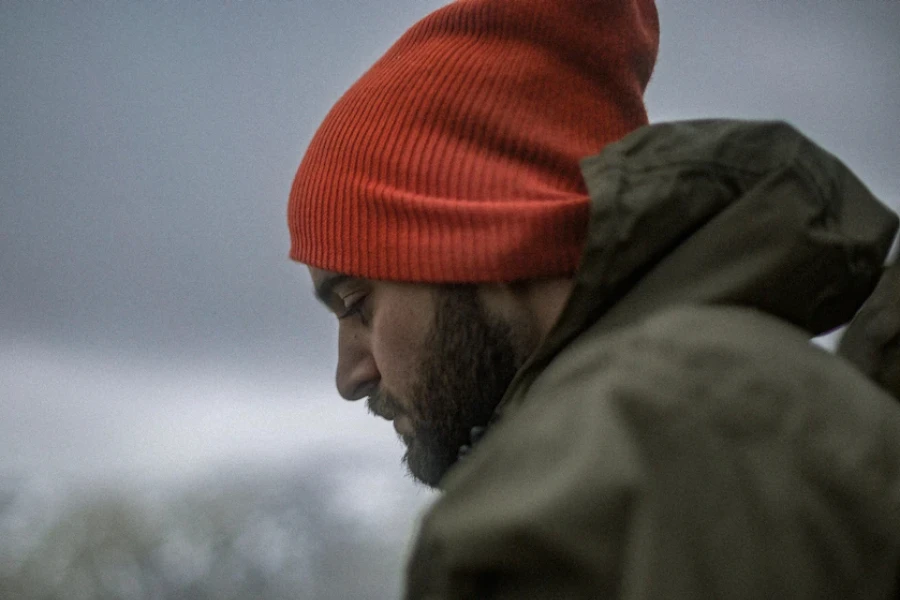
[{"left": 338, "top": 295, "right": 369, "bottom": 325}]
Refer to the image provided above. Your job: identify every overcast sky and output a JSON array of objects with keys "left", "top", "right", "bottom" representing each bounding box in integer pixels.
[{"left": 2, "top": 0, "right": 899, "bottom": 528}]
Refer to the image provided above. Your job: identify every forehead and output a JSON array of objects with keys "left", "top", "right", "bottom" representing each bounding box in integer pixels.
[{"left": 307, "top": 266, "right": 337, "bottom": 289}]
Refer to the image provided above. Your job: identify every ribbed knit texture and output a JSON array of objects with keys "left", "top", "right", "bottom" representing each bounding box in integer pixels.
[{"left": 289, "top": 0, "right": 659, "bottom": 282}]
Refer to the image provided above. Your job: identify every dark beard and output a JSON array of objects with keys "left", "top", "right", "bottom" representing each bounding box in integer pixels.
[{"left": 400, "top": 286, "right": 531, "bottom": 488}]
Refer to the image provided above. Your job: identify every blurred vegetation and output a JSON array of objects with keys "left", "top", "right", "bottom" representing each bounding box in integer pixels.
[{"left": 0, "top": 458, "right": 431, "bottom": 599}]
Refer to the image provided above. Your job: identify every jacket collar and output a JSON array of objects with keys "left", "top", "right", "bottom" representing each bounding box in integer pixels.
[{"left": 491, "top": 119, "right": 898, "bottom": 423}]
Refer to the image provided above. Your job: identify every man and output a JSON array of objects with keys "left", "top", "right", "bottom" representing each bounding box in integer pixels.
[{"left": 289, "top": 0, "right": 900, "bottom": 597}]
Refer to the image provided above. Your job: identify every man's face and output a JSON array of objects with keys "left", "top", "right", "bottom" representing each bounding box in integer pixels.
[{"left": 309, "top": 268, "right": 532, "bottom": 487}]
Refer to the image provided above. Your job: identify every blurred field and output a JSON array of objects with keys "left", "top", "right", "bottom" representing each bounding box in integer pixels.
[{"left": 0, "top": 456, "right": 434, "bottom": 600}]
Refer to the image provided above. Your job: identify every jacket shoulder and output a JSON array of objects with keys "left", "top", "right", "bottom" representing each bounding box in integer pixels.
[{"left": 405, "top": 305, "right": 900, "bottom": 600}]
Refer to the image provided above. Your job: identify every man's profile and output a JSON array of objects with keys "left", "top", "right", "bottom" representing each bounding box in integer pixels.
[{"left": 288, "top": 0, "right": 900, "bottom": 597}]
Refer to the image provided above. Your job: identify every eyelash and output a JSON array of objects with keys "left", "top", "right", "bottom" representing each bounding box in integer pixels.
[{"left": 339, "top": 295, "right": 369, "bottom": 326}]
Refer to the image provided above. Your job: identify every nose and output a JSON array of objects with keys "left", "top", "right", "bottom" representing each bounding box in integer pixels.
[{"left": 335, "top": 321, "right": 379, "bottom": 401}]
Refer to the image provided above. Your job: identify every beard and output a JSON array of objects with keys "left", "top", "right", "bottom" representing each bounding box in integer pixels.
[{"left": 378, "top": 286, "right": 533, "bottom": 488}]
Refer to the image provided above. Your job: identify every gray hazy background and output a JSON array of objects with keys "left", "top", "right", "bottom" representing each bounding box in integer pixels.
[{"left": 2, "top": 1, "right": 899, "bottom": 597}]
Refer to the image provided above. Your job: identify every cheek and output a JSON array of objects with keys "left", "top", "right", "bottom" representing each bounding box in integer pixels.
[{"left": 370, "top": 301, "right": 432, "bottom": 396}]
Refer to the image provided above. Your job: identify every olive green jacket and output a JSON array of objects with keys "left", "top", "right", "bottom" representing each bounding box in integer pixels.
[{"left": 404, "top": 120, "right": 900, "bottom": 599}]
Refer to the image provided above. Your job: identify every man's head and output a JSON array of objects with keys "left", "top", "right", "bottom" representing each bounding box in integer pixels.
[
  {"left": 292, "top": 0, "right": 658, "bottom": 485},
  {"left": 311, "top": 267, "right": 572, "bottom": 485}
]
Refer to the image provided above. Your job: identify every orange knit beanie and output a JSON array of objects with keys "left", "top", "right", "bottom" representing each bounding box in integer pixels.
[{"left": 289, "top": 0, "right": 659, "bottom": 282}]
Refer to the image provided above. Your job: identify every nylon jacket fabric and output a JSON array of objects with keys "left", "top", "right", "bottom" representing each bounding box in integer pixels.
[
  {"left": 840, "top": 260, "right": 900, "bottom": 399},
  {"left": 403, "top": 120, "right": 900, "bottom": 599}
]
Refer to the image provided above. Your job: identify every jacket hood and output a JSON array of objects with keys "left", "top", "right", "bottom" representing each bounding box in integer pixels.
[{"left": 495, "top": 119, "right": 898, "bottom": 420}]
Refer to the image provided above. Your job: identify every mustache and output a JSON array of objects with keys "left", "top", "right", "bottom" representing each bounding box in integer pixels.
[{"left": 366, "top": 390, "right": 405, "bottom": 420}]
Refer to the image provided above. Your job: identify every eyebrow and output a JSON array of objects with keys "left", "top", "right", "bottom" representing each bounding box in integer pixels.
[{"left": 314, "top": 274, "right": 354, "bottom": 306}]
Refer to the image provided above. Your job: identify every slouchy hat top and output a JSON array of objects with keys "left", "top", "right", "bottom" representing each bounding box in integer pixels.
[{"left": 289, "top": 0, "right": 659, "bottom": 282}]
